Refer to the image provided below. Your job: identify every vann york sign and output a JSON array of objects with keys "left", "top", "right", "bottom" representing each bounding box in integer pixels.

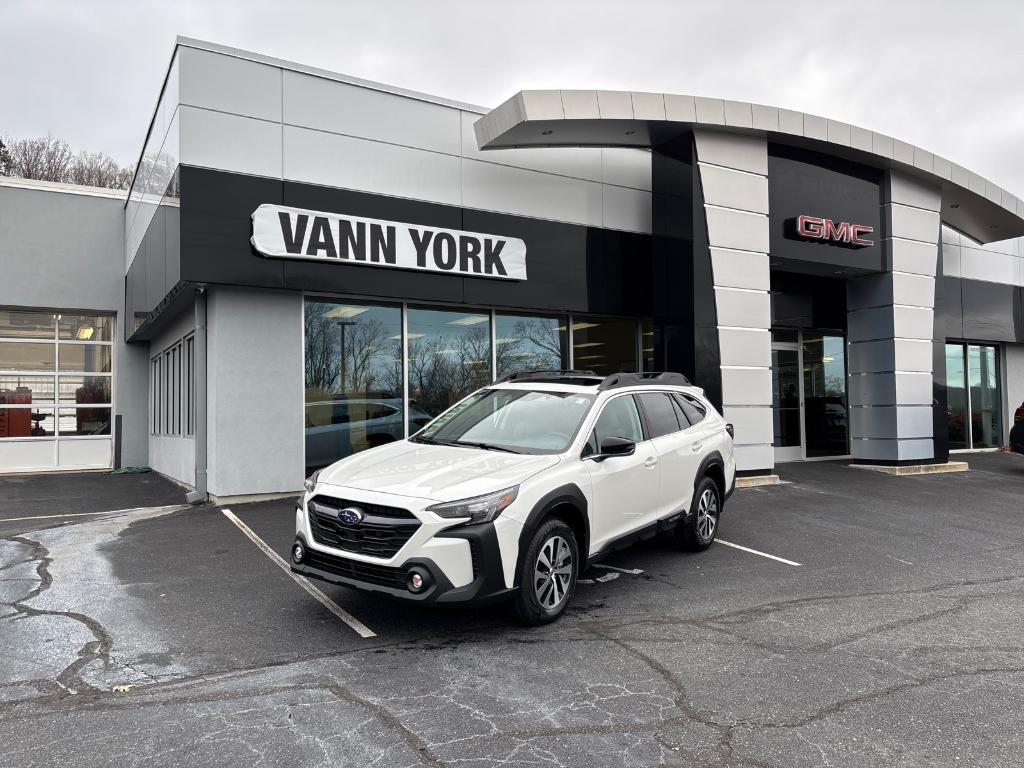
[{"left": 251, "top": 204, "right": 527, "bottom": 281}]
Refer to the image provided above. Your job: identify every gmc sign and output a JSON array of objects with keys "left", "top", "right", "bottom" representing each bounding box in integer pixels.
[{"left": 795, "top": 215, "right": 874, "bottom": 247}]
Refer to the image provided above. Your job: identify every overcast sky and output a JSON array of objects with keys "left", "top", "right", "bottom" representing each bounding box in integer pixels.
[{"left": 2, "top": 0, "right": 1023, "bottom": 192}]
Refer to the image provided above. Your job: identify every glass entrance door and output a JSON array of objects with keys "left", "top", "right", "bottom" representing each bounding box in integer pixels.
[
  {"left": 772, "top": 330, "right": 850, "bottom": 462},
  {"left": 771, "top": 342, "right": 803, "bottom": 462}
]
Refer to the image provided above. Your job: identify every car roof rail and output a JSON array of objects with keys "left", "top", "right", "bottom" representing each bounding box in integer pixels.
[
  {"left": 597, "top": 371, "right": 692, "bottom": 391},
  {"left": 493, "top": 369, "right": 601, "bottom": 385}
]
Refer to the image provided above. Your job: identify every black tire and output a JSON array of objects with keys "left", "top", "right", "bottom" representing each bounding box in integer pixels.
[
  {"left": 677, "top": 476, "right": 721, "bottom": 552},
  {"left": 511, "top": 518, "right": 579, "bottom": 626}
]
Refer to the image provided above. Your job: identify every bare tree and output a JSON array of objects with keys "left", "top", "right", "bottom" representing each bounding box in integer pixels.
[{"left": 1, "top": 134, "right": 135, "bottom": 190}]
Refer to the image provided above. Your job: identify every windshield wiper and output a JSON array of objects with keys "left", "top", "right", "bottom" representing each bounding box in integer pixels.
[{"left": 452, "top": 441, "right": 525, "bottom": 454}]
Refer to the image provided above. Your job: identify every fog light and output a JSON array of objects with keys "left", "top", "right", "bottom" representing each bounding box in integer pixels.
[
  {"left": 292, "top": 540, "right": 305, "bottom": 564},
  {"left": 407, "top": 571, "right": 425, "bottom": 592}
]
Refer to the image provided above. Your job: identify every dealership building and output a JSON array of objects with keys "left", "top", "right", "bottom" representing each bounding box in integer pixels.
[{"left": 1, "top": 37, "right": 1022, "bottom": 498}]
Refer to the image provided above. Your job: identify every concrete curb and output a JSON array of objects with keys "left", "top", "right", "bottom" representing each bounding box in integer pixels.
[
  {"left": 736, "top": 475, "right": 781, "bottom": 488},
  {"left": 848, "top": 461, "right": 969, "bottom": 476}
]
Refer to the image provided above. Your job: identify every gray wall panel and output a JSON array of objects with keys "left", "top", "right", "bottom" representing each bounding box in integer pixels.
[{"left": 179, "top": 46, "right": 282, "bottom": 122}]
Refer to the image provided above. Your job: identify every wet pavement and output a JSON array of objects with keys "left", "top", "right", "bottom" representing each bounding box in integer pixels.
[{"left": 2, "top": 453, "right": 1024, "bottom": 766}]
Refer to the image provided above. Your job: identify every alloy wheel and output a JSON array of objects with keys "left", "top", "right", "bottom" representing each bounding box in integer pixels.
[
  {"left": 696, "top": 488, "right": 718, "bottom": 542},
  {"left": 534, "top": 535, "right": 573, "bottom": 610}
]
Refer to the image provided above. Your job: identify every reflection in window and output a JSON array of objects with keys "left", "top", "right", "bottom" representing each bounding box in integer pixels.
[
  {"left": 0, "top": 310, "right": 55, "bottom": 339},
  {"left": 495, "top": 313, "right": 568, "bottom": 380},
  {"left": 802, "top": 333, "right": 848, "bottom": 457},
  {"left": 407, "top": 306, "right": 491, "bottom": 433},
  {"left": 945, "top": 344, "right": 968, "bottom": 450},
  {"left": 968, "top": 344, "right": 1001, "bottom": 448},
  {"left": 572, "top": 317, "right": 638, "bottom": 376},
  {"left": 304, "top": 300, "right": 404, "bottom": 471},
  {"left": 0, "top": 408, "right": 54, "bottom": 437},
  {"left": 58, "top": 344, "right": 112, "bottom": 373},
  {"left": 59, "top": 376, "right": 112, "bottom": 404},
  {"left": 641, "top": 320, "right": 655, "bottom": 372},
  {"left": 58, "top": 408, "right": 111, "bottom": 436},
  {"left": 0, "top": 375, "right": 55, "bottom": 404},
  {"left": 58, "top": 314, "right": 115, "bottom": 342},
  {"left": 0, "top": 342, "right": 55, "bottom": 371}
]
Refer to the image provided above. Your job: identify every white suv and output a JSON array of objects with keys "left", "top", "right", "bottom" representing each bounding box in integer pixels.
[{"left": 292, "top": 371, "right": 736, "bottom": 625}]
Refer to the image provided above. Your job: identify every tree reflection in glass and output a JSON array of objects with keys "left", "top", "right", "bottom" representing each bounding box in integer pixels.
[
  {"left": 303, "top": 300, "right": 403, "bottom": 471},
  {"left": 495, "top": 314, "right": 568, "bottom": 380},
  {"left": 407, "top": 307, "right": 492, "bottom": 432}
]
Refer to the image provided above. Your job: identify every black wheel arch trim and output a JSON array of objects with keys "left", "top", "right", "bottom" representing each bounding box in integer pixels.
[
  {"left": 514, "top": 483, "right": 589, "bottom": 586},
  {"left": 694, "top": 451, "right": 728, "bottom": 508}
]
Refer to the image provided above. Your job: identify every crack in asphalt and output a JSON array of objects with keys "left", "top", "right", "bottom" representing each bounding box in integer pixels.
[{"left": 2, "top": 535, "right": 115, "bottom": 695}]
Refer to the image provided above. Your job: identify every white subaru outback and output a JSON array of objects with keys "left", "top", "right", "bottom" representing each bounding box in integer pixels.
[{"left": 292, "top": 371, "right": 736, "bottom": 625}]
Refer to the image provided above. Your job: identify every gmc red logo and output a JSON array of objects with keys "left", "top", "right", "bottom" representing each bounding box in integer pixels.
[{"left": 795, "top": 215, "right": 874, "bottom": 246}]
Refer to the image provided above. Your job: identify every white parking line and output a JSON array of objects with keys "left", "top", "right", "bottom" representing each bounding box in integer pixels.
[
  {"left": 1, "top": 506, "right": 181, "bottom": 523},
  {"left": 716, "top": 538, "right": 802, "bottom": 567},
  {"left": 222, "top": 509, "right": 376, "bottom": 638},
  {"left": 591, "top": 563, "right": 645, "bottom": 575}
]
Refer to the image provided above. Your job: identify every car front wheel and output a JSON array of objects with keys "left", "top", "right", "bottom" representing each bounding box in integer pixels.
[
  {"left": 678, "top": 476, "right": 721, "bottom": 552},
  {"left": 512, "top": 519, "right": 579, "bottom": 626}
]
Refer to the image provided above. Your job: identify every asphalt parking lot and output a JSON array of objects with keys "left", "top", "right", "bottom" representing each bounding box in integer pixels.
[{"left": 2, "top": 453, "right": 1024, "bottom": 767}]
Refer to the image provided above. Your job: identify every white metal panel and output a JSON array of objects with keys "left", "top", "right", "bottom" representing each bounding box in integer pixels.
[
  {"left": 461, "top": 157, "right": 603, "bottom": 227},
  {"left": 704, "top": 207, "right": 770, "bottom": 253},
  {"left": 0, "top": 440, "right": 57, "bottom": 473},
  {"left": 57, "top": 439, "right": 113, "bottom": 469},
  {"left": 284, "top": 125, "right": 461, "bottom": 206},
  {"left": 178, "top": 106, "right": 283, "bottom": 179},
  {"left": 721, "top": 367, "right": 772, "bottom": 406},
  {"left": 179, "top": 46, "right": 282, "bottom": 122},
  {"left": 710, "top": 248, "right": 770, "bottom": 291},
  {"left": 699, "top": 164, "right": 769, "bottom": 214},
  {"left": 283, "top": 70, "right": 462, "bottom": 156},
  {"left": 693, "top": 131, "right": 767, "bottom": 176},
  {"left": 714, "top": 288, "right": 771, "bottom": 329},
  {"left": 600, "top": 183, "right": 651, "bottom": 234},
  {"left": 718, "top": 328, "right": 771, "bottom": 368},
  {"left": 959, "top": 246, "right": 1018, "bottom": 285},
  {"left": 601, "top": 148, "right": 652, "bottom": 191}
]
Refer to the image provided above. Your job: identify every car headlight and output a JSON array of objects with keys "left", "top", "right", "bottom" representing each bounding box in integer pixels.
[
  {"left": 426, "top": 486, "right": 518, "bottom": 524},
  {"left": 303, "top": 469, "right": 321, "bottom": 494}
]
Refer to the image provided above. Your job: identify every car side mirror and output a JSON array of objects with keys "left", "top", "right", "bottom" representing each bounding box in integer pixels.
[{"left": 596, "top": 436, "right": 636, "bottom": 461}]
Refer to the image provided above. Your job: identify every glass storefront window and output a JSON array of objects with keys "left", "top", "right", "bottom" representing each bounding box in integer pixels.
[
  {"left": 0, "top": 375, "right": 55, "bottom": 404},
  {"left": 0, "top": 407, "right": 54, "bottom": 437},
  {"left": 58, "top": 344, "right": 112, "bottom": 373},
  {"left": 802, "top": 333, "right": 849, "bottom": 457},
  {"left": 945, "top": 344, "right": 968, "bottom": 450},
  {"left": 0, "top": 310, "right": 55, "bottom": 339},
  {"left": 0, "top": 342, "right": 55, "bottom": 371},
  {"left": 407, "top": 306, "right": 492, "bottom": 433},
  {"left": 946, "top": 342, "right": 1002, "bottom": 450},
  {"left": 304, "top": 299, "right": 403, "bottom": 472},
  {"left": 968, "top": 344, "right": 1001, "bottom": 448},
  {"left": 58, "top": 407, "right": 111, "bottom": 436},
  {"left": 58, "top": 314, "right": 115, "bottom": 342},
  {"left": 495, "top": 313, "right": 568, "bottom": 380},
  {"left": 640, "top": 320, "right": 655, "bottom": 372},
  {"left": 58, "top": 376, "right": 112, "bottom": 405},
  {"left": 571, "top": 317, "right": 638, "bottom": 376}
]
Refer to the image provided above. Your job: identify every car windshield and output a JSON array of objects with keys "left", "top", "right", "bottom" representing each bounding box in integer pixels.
[{"left": 413, "top": 388, "right": 595, "bottom": 454}]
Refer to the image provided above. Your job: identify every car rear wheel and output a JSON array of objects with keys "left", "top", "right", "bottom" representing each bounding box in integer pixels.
[
  {"left": 512, "top": 519, "right": 579, "bottom": 626},
  {"left": 677, "top": 476, "right": 721, "bottom": 552}
]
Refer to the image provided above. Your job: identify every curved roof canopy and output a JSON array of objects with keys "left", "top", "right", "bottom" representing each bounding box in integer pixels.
[{"left": 475, "top": 90, "right": 1024, "bottom": 244}]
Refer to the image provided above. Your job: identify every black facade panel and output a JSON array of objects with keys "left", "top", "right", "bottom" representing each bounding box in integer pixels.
[
  {"left": 939, "top": 275, "right": 965, "bottom": 340},
  {"left": 770, "top": 271, "right": 847, "bottom": 330},
  {"left": 931, "top": 245, "right": 949, "bottom": 462},
  {"left": 179, "top": 166, "right": 285, "bottom": 288},
  {"left": 144, "top": 207, "right": 166, "bottom": 310},
  {"left": 768, "top": 145, "right": 884, "bottom": 275},
  {"left": 959, "top": 278, "right": 1020, "bottom": 342},
  {"left": 172, "top": 167, "right": 659, "bottom": 321}
]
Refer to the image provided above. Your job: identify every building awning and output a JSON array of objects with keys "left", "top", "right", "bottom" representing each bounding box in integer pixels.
[{"left": 475, "top": 90, "right": 1024, "bottom": 244}]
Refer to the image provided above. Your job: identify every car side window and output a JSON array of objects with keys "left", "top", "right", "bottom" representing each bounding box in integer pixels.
[
  {"left": 670, "top": 396, "right": 693, "bottom": 429},
  {"left": 583, "top": 395, "right": 644, "bottom": 456},
  {"left": 674, "top": 394, "right": 707, "bottom": 426},
  {"left": 636, "top": 393, "right": 682, "bottom": 439}
]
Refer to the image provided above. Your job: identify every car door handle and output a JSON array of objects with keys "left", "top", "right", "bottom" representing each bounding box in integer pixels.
[
  {"left": 644, "top": 456, "right": 659, "bottom": 468},
  {"left": 690, "top": 441, "right": 703, "bottom": 452}
]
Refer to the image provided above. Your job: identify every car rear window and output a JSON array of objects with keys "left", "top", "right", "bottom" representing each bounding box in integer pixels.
[{"left": 636, "top": 393, "right": 682, "bottom": 439}]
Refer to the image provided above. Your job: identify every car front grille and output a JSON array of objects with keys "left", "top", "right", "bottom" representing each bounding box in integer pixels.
[
  {"left": 308, "top": 495, "right": 421, "bottom": 558},
  {"left": 302, "top": 547, "right": 407, "bottom": 590}
]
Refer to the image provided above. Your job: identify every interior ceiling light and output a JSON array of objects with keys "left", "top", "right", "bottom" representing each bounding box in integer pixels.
[
  {"left": 76, "top": 327, "right": 95, "bottom": 340},
  {"left": 324, "top": 306, "right": 369, "bottom": 319},
  {"left": 448, "top": 316, "right": 489, "bottom": 326},
  {"left": 571, "top": 322, "right": 599, "bottom": 331}
]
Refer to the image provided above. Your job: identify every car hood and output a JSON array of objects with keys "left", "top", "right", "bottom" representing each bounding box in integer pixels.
[{"left": 317, "top": 440, "right": 560, "bottom": 502}]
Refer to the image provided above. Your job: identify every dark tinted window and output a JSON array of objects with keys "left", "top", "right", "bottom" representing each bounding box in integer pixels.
[
  {"left": 636, "top": 393, "right": 681, "bottom": 439},
  {"left": 670, "top": 396, "right": 692, "bottom": 428},
  {"left": 675, "top": 394, "right": 707, "bottom": 426}
]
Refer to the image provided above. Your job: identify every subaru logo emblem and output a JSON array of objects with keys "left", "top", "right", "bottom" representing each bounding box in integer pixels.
[{"left": 337, "top": 506, "right": 364, "bottom": 525}]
